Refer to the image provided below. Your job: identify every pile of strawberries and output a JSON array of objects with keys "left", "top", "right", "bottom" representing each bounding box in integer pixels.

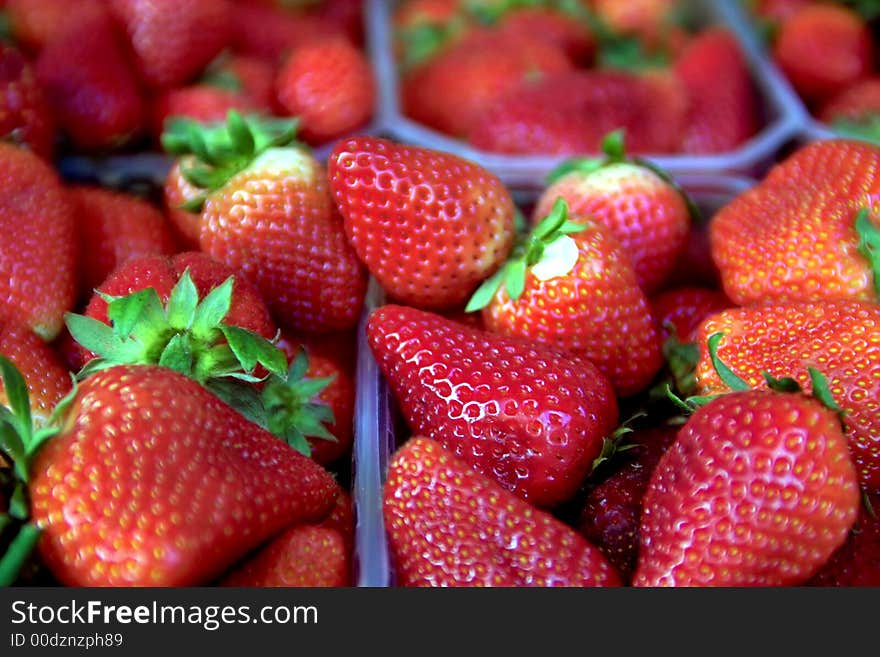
[
  {"left": 393, "top": 0, "right": 760, "bottom": 155},
  {"left": 755, "top": 0, "right": 880, "bottom": 139},
  {"left": 0, "top": 0, "right": 375, "bottom": 159}
]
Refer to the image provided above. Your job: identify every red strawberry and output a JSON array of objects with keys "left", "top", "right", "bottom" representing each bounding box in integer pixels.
[
  {"left": 402, "top": 28, "right": 574, "bottom": 138},
  {"left": 496, "top": 6, "right": 596, "bottom": 66},
  {"left": 710, "top": 139, "right": 880, "bottom": 306},
  {"left": 674, "top": 27, "right": 759, "bottom": 154},
  {"left": 578, "top": 425, "right": 677, "bottom": 583},
  {"left": 69, "top": 186, "right": 178, "bottom": 304},
  {"left": 392, "top": 0, "right": 470, "bottom": 70},
  {"left": 532, "top": 131, "right": 692, "bottom": 293},
  {"left": 317, "top": 485, "right": 355, "bottom": 556},
  {"left": 108, "top": 0, "right": 233, "bottom": 89},
  {"left": 274, "top": 332, "right": 354, "bottom": 467},
  {"left": 650, "top": 285, "right": 732, "bottom": 343},
  {"left": 150, "top": 85, "right": 256, "bottom": 144},
  {"left": 275, "top": 35, "right": 375, "bottom": 145},
  {"left": 328, "top": 136, "right": 515, "bottom": 310},
  {"left": 5, "top": 0, "right": 110, "bottom": 53},
  {"left": 162, "top": 112, "right": 368, "bottom": 334},
  {"left": 368, "top": 304, "right": 619, "bottom": 509},
  {"left": 162, "top": 157, "right": 204, "bottom": 249},
  {"left": 0, "top": 43, "right": 55, "bottom": 160},
  {"left": 633, "top": 388, "right": 860, "bottom": 587},
  {"left": 467, "top": 69, "right": 688, "bottom": 156},
  {"left": 220, "top": 524, "right": 350, "bottom": 587},
  {"left": 809, "top": 492, "right": 880, "bottom": 586},
  {"left": 0, "top": 142, "right": 76, "bottom": 341},
  {"left": 694, "top": 299, "right": 880, "bottom": 491},
  {"left": 205, "top": 53, "right": 276, "bottom": 112},
  {"left": 27, "top": 364, "right": 339, "bottom": 586},
  {"left": 0, "top": 320, "right": 71, "bottom": 424},
  {"left": 773, "top": 3, "right": 873, "bottom": 104},
  {"left": 384, "top": 436, "right": 622, "bottom": 586},
  {"left": 34, "top": 13, "right": 145, "bottom": 151},
  {"left": 752, "top": 0, "right": 812, "bottom": 24},
  {"left": 470, "top": 198, "right": 663, "bottom": 397},
  {"left": 819, "top": 77, "right": 880, "bottom": 141},
  {"left": 592, "top": 0, "right": 678, "bottom": 52}
]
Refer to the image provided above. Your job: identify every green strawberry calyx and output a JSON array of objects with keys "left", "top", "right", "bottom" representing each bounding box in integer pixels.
[
  {"left": 465, "top": 197, "right": 587, "bottom": 312},
  {"left": 666, "top": 332, "right": 847, "bottom": 426},
  {"left": 160, "top": 110, "right": 301, "bottom": 212},
  {"left": 854, "top": 207, "right": 880, "bottom": 295},
  {"left": 0, "top": 356, "right": 77, "bottom": 585},
  {"left": 64, "top": 269, "right": 288, "bottom": 387}
]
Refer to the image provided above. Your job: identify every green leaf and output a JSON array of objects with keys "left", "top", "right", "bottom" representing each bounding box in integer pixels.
[
  {"left": 504, "top": 259, "right": 528, "bottom": 301},
  {"left": 808, "top": 367, "right": 845, "bottom": 416},
  {"left": 287, "top": 348, "right": 310, "bottom": 383},
  {"left": 465, "top": 265, "right": 508, "bottom": 312},
  {"left": 206, "top": 379, "right": 268, "bottom": 428},
  {"left": 227, "top": 110, "right": 256, "bottom": 155},
  {"left": 219, "top": 325, "right": 287, "bottom": 377},
  {"left": 191, "top": 277, "right": 234, "bottom": 339},
  {"left": 762, "top": 372, "right": 802, "bottom": 393},
  {"left": 532, "top": 197, "right": 568, "bottom": 241},
  {"left": 158, "top": 334, "right": 195, "bottom": 376},
  {"left": 64, "top": 314, "right": 143, "bottom": 367},
  {"left": 706, "top": 332, "right": 751, "bottom": 392},
  {"left": 9, "top": 483, "right": 27, "bottom": 519},
  {"left": 0, "top": 423, "right": 25, "bottom": 477},
  {"left": 0, "top": 522, "right": 42, "bottom": 586},
  {"left": 546, "top": 157, "right": 604, "bottom": 185},
  {"left": 288, "top": 375, "right": 336, "bottom": 401},
  {"left": 601, "top": 129, "right": 626, "bottom": 161},
  {"left": 107, "top": 287, "right": 164, "bottom": 338},
  {"left": 855, "top": 208, "right": 880, "bottom": 295},
  {"left": 283, "top": 426, "right": 312, "bottom": 457},
  {"left": 165, "top": 269, "right": 200, "bottom": 331},
  {"left": 27, "top": 426, "right": 60, "bottom": 460},
  {"left": 45, "top": 375, "right": 77, "bottom": 429},
  {"left": 0, "top": 356, "right": 31, "bottom": 440}
]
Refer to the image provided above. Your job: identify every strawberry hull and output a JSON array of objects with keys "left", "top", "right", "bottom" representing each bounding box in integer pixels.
[{"left": 368, "top": 0, "right": 802, "bottom": 186}]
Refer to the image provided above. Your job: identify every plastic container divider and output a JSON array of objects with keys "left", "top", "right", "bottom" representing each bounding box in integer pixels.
[
  {"left": 352, "top": 173, "right": 756, "bottom": 587},
  {"left": 368, "top": 0, "right": 802, "bottom": 186}
]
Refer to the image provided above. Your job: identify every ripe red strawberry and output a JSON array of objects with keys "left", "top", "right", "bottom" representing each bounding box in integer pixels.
[
  {"left": 0, "top": 142, "right": 76, "bottom": 341},
  {"left": 328, "top": 136, "right": 515, "bottom": 310},
  {"left": 0, "top": 43, "right": 55, "bottom": 160},
  {"left": 773, "top": 3, "right": 873, "bottom": 104},
  {"left": 162, "top": 157, "right": 203, "bottom": 248},
  {"left": 150, "top": 85, "right": 256, "bottom": 144},
  {"left": 69, "top": 186, "right": 178, "bottom": 304},
  {"left": 634, "top": 389, "right": 860, "bottom": 587},
  {"left": 162, "top": 112, "right": 368, "bottom": 334},
  {"left": 204, "top": 53, "right": 276, "bottom": 112},
  {"left": 710, "top": 139, "right": 880, "bottom": 306},
  {"left": 467, "top": 69, "right": 688, "bottom": 156},
  {"left": 809, "top": 492, "right": 880, "bottom": 586},
  {"left": 385, "top": 436, "right": 622, "bottom": 586},
  {"left": 819, "top": 77, "right": 880, "bottom": 140},
  {"left": 496, "top": 6, "right": 596, "bottom": 66},
  {"left": 592, "top": 0, "right": 678, "bottom": 52},
  {"left": 674, "top": 27, "right": 759, "bottom": 154},
  {"left": 470, "top": 198, "right": 663, "bottom": 397},
  {"left": 392, "top": 0, "right": 470, "bottom": 69},
  {"left": 108, "top": 0, "right": 233, "bottom": 89},
  {"left": 752, "top": 0, "right": 812, "bottom": 24},
  {"left": 34, "top": 14, "right": 145, "bottom": 151},
  {"left": 694, "top": 299, "right": 880, "bottom": 491},
  {"left": 274, "top": 332, "right": 354, "bottom": 467},
  {"left": 5, "top": 0, "right": 110, "bottom": 53},
  {"left": 275, "top": 35, "right": 375, "bottom": 145},
  {"left": 317, "top": 484, "right": 355, "bottom": 557},
  {"left": 402, "top": 28, "right": 574, "bottom": 138},
  {"left": 27, "top": 364, "right": 339, "bottom": 586},
  {"left": 578, "top": 425, "right": 677, "bottom": 583},
  {"left": 532, "top": 131, "right": 692, "bottom": 293},
  {"left": 0, "top": 320, "right": 71, "bottom": 424},
  {"left": 220, "top": 524, "right": 350, "bottom": 587},
  {"left": 368, "top": 304, "right": 619, "bottom": 509},
  {"left": 650, "top": 285, "right": 732, "bottom": 343}
]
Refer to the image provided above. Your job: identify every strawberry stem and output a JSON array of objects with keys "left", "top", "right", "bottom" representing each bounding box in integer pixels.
[
  {"left": 706, "top": 333, "right": 751, "bottom": 391},
  {"left": 0, "top": 522, "right": 41, "bottom": 586}
]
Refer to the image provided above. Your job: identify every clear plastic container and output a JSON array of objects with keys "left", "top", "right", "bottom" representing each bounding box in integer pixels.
[
  {"left": 367, "top": 0, "right": 802, "bottom": 187},
  {"left": 351, "top": 173, "right": 755, "bottom": 587}
]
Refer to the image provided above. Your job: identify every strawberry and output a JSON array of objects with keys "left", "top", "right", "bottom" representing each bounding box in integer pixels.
[
  {"left": 752, "top": 0, "right": 812, "bottom": 24},
  {"left": 0, "top": 142, "right": 76, "bottom": 341},
  {"left": 467, "top": 69, "right": 688, "bottom": 155},
  {"left": 317, "top": 484, "right": 355, "bottom": 556},
  {"left": 275, "top": 35, "right": 375, "bottom": 145},
  {"left": 384, "top": 436, "right": 621, "bottom": 586},
  {"left": 275, "top": 332, "right": 354, "bottom": 467},
  {"left": 673, "top": 27, "right": 759, "bottom": 154},
  {"left": 162, "top": 156, "right": 204, "bottom": 248},
  {"left": 162, "top": 112, "right": 368, "bottom": 334},
  {"left": 532, "top": 131, "right": 692, "bottom": 293},
  {"left": 402, "top": 28, "right": 574, "bottom": 138},
  {"left": 773, "top": 3, "right": 873, "bottom": 105},
  {"left": 69, "top": 186, "right": 178, "bottom": 304},
  {"left": 468, "top": 198, "right": 663, "bottom": 398},
  {"left": 693, "top": 300, "right": 880, "bottom": 491},
  {"left": 496, "top": 6, "right": 596, "bottom": 66},
  {"left": 0, "top": 320, "right": 71, "bottom": 424},
  {"left": 650, "top": 285, "right": 732, "bottom": 343},
  {"left": 578, "top": 425, "right": 677, "bottom": 583},
  {"left": 108, "top": 0, "right": 233, "bottom": 89},
  {"left": 34, "top": 13, "right": 145, "bottom": 151},
  {"left": 220, "top": 524, "right": 350, "bottom": 587},
  {"left": 591, "top": 0, "right": 678, "bottom": 52},
  {"left": 150, "top": 85, "right": 256, "bottom": 145},
  {"left": 24, "top": 364, "right": 339, "bottom": 586},
  {"left": 820, "top": 77, "right": 880, "bottom": 142},
  {"left": 710, "top": 139, "right": 880, "bottom": 306},
  {"left": 633, "top": 387, "right": 860, "bottom": 587},
  {"left": 5, "top": 0, "right": 110, "bottom": 53},
  {"left": 203, "top": 53, "right": 276, "bottom": 113},
  {"left": 368, "top": 304, "right": 619, "bottom": 509},
  {"left": 0, "top": 43, "right": 55, "bottom": 160},
  {"left": 392, "top": 0, "right": 470, "bottom": 70},
  {"left": 328, "top": 136, "right": 515, "bottom": 310},
  {"left": 809, "top": 492, "right": 880, "bottom": 586}
]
